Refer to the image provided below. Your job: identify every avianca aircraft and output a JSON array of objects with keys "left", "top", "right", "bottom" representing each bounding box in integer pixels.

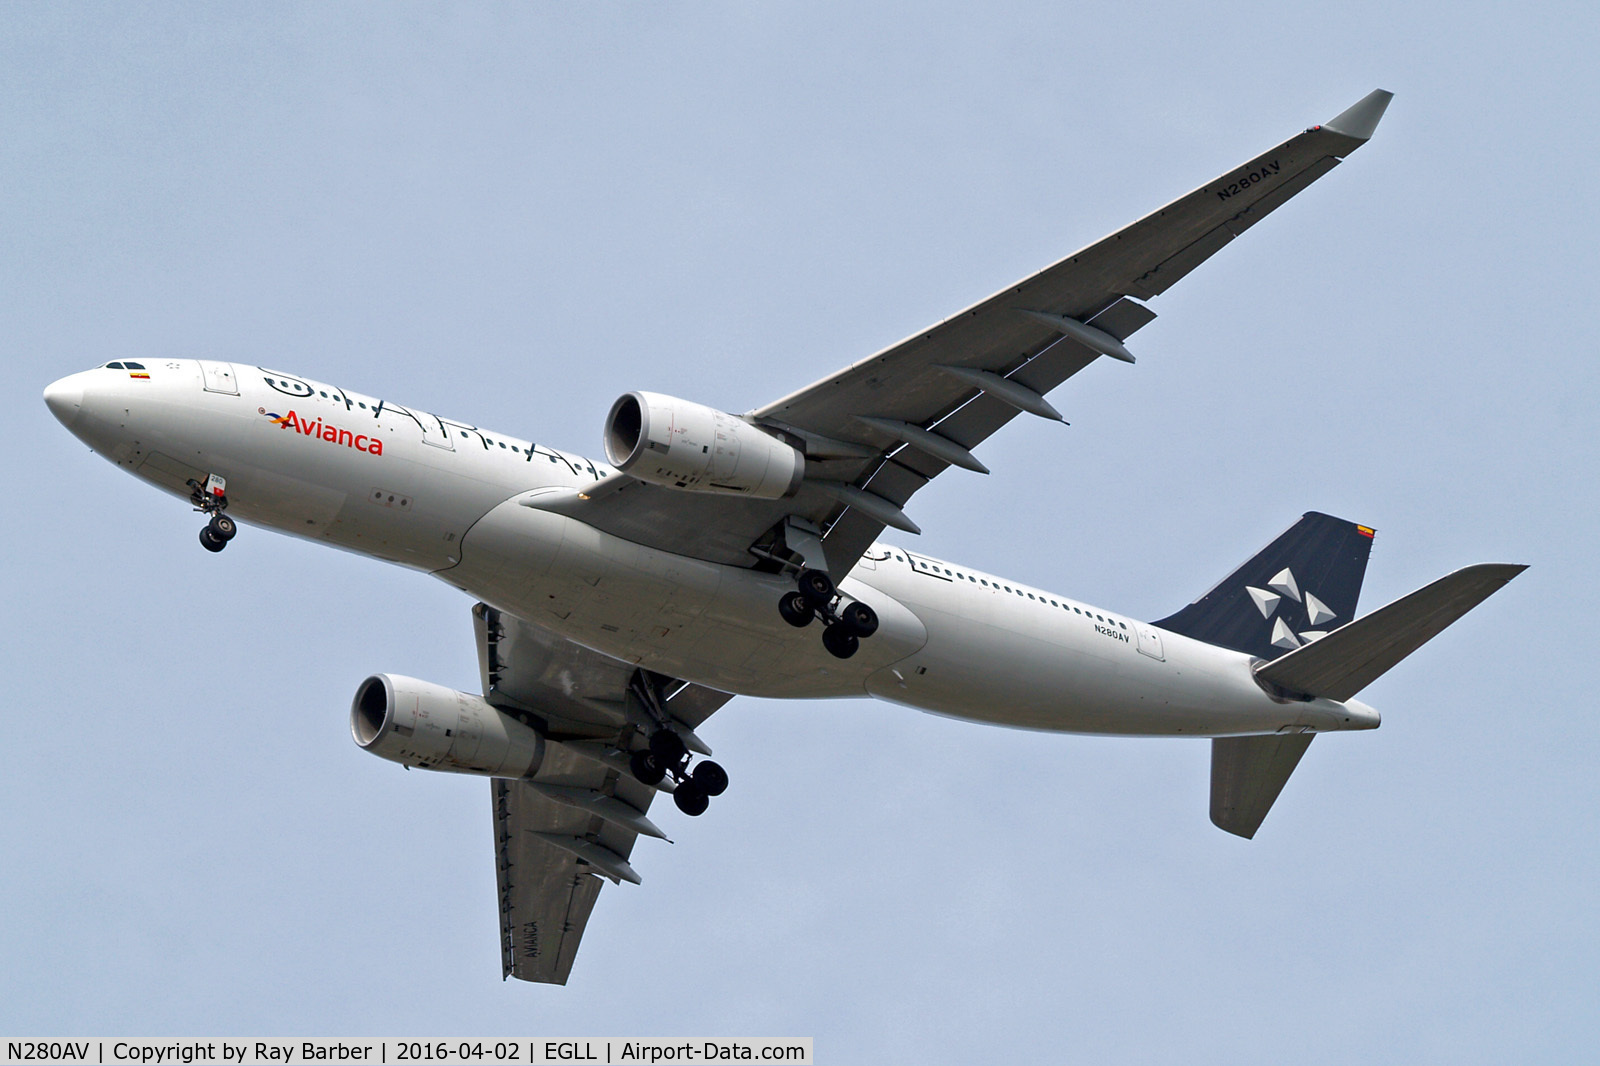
[{"left": 44, "top": 90, "right": 1522, "bottom": 984}]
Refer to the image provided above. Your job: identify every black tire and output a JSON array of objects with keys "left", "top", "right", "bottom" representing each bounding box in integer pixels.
[
  {"left": 199, "top": 527, "right": 226, "bottom": 553},
  {"left": 778, "top": 591, "right": 814, "bottom": 628},
  {"left": 649, "top": 729, "right": 687, "bottom": 767},
  {"left": 630, "top": 749, "right": 666, "bottom": 786},
  {"left": 797, "top": 568, "right": 834, "bottom": 608},
  {"left": 673, "top": 779, "right": 709, "bottom": 817},
  {"left": 692, "top": 760, "right": 729, "bottom": 797},
  {"left": 209, "top": 514, "right": 237, "bottom": 541},
  {"left": 822, "top": 624, "right": 859, "bottom": 659},
  {"left": 841, "top": 601, "right": 879, "bottom": 637}
]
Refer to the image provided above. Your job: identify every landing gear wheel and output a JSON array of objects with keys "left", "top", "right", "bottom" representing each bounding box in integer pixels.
[
  {"left": 778, "top": 591, "right": 815, "bottom": 628},
  {"left": 841, "top": 601, "right": 878, "bottom": 637},
  {"left": 648, "top": 729, "right": 688, "bottom": 768},
  {"left": 822, "top": 624, "right": 860, "bottom": 659},
  {"left": 199, "top": 526, "right": 227, "bottom": 553},
  {"left": 673, "top": 779, "right": 710, "bottom": 817},
  {"left": 797, "top": 568, "right": 834, "bottom": 608},
  {"left": 629, "top": 749, "right": 666, "bottom": 786},
  {"left": 209, "top": 514, "right": 237, "bottom": 541},
  {"left": 691, "top": 760, "right": 729, "bottom": 797}
]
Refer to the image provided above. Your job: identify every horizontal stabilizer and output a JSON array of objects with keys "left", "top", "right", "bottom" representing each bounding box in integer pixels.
[
  {"left": 1255, "top": 563, "right": 1526, "bottom": 702},
  {"left": 1211, "top": 733, "right": 1315, "bottom": 839}
]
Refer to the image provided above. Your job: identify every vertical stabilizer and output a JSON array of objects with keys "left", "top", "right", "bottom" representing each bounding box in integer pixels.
[
  {"left": 1155, "top": 512, "right": 1374, "bottom": 660},
  {"left": 1162, "top": 512, "right": 1376, "bottom": 839}
]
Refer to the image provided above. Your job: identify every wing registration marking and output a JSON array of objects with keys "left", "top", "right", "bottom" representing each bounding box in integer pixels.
[{"left": 1216, "top": 159, "right": 1281, "bottom": 201}]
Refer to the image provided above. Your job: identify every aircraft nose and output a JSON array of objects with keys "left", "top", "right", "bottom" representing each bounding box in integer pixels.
[{"left": 43, "top": 375, "right": 84, "bottom": 428}]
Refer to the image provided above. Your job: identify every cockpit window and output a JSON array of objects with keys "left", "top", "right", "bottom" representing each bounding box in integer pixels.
[
  {"left": 123, "top": 361, "right": 145, "bottom": 370},
  {"left": 105, "top": 362, "right": 124, "bottom": 370}
]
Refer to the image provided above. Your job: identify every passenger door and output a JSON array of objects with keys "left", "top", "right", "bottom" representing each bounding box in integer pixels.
[
  {"left": 906, "top": 552, "right": 954, "bottom": 582},
  {"left": 198, "top": 360, "right": 238, "bottom": 395},
  {"left": 1136, "top": 623, "right": 1165, "bottom": 661},
  {"left": 415, "top": 409, "right": 456, "bottom": 451}
]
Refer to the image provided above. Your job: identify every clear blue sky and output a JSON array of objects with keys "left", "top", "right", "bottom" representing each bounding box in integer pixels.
[{"left": 4, "top": 3, "right": 1596, "bottom": 1062}]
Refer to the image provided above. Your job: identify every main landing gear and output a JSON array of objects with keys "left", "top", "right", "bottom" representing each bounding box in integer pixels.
[
  {"left": 778, "top": 568, "right": 879, "bottom": 660},
  {"left": 625, "top": 672, "right": 728, "bottom": 817},
  {"left": 630, "top": 732, "right": 729, "bottom": 817},
  {"left": 187, "top": 474, "right": 237, "bottom": 553}
]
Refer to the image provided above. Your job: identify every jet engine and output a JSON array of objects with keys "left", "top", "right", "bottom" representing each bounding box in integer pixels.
[
  {"left": 351, "top": 673, "right": 545, "bottom": 778},
  {"left": 603, "top": 391, "right": 804, "bottom": 499}
]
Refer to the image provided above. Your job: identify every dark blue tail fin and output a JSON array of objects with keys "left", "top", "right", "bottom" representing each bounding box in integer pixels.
[{"left": 1154, "top": 512, "right": 1375, "bottom": 660}]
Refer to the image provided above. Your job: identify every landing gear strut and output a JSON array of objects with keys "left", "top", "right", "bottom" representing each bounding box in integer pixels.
[
  {"left": 779, "top": 567, "right": 879, "bottom": 660},
  {"left": 625, "top": 671, "right": 729, "bottom": 817},
  {"left": 188, "top": 474, "right": 237, "bottom": 553}
]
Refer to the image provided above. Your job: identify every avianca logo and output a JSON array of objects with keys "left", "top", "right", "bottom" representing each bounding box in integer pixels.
[{"left": 264, "top": 409, "right": 384, "bottom": 455}]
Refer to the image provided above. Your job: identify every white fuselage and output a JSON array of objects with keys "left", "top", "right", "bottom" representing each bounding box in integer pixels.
[{"left": 44, "top": 359, "right": 1379, "bottom": 738}]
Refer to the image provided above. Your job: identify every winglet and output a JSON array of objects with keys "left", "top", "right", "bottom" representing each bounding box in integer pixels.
[{"left": 1323, "top": 89, "right": 1394, "bottom": 142}]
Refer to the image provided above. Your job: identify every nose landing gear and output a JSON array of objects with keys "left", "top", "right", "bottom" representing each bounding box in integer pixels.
[
  {"left": 198, "top": 514, "right": 237, "bottom": 553},
  {"left": 778, "top": 568, "right": 879, "bottom": 659},
  {"left": 188, "top": 474, "right": 237, "bottom": 553}
]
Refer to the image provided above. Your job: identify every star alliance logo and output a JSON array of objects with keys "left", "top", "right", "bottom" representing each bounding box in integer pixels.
[{"left": 1247, "top": 568, "right": 1337, "bottom": 650}]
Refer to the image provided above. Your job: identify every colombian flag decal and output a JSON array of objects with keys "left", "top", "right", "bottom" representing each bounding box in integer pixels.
[
  {"left": 1357, "top": 525, "right": 1376, "bottom": 539},
  {"left": 129, "top": 372, "right": 150, "bottom": 379}
]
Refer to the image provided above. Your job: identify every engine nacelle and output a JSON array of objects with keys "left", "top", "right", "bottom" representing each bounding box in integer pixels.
[
  {"left": 351, "top": 673, "right": 545, "bottom": 779},
  {"left": 604, "top": 391, "right": 804, "bottom": 499}
]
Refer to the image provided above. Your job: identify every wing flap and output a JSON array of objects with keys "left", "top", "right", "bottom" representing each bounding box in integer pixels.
[{"left": 494, "top": 779, "right": 606, "bottom": 984}]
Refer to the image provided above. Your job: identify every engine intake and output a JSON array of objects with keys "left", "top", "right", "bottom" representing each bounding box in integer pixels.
[
  {"left": 351, "top": 673, "right": 545, "bottom": 778},
  {"left": 604, "top": 391, "right": 804, "bottom": 499}
]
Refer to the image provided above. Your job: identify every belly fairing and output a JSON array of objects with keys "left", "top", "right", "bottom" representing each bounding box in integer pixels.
[{"left": 449, "top": 497, "right": 928, "bottom": 698}]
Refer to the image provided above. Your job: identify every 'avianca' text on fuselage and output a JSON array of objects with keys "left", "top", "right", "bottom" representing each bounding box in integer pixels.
[{"left": 267, "top": 409, "right": 384, "bottom": 455}]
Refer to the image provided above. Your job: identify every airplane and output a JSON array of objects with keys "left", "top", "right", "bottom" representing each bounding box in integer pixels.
[{"left": 42, "top": 89, "right": 1524, "bottom": 985}]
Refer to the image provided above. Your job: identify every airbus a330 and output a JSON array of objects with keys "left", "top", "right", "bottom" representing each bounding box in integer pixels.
[{"left": 44, "top": 89, "right": 1522, "bottom": 984}]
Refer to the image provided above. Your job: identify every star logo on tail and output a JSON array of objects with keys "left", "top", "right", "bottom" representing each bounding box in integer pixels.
[{"left": 1246, "top": 567, "right": 1338, "bottom": 650}]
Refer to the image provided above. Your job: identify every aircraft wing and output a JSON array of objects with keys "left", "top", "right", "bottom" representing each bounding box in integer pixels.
[
  {"left": 529, "top": 90, "right": 1392, "bottom": 575},
  {"left": 474, "top": 604, "right": 734, "bottom": 983}
]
